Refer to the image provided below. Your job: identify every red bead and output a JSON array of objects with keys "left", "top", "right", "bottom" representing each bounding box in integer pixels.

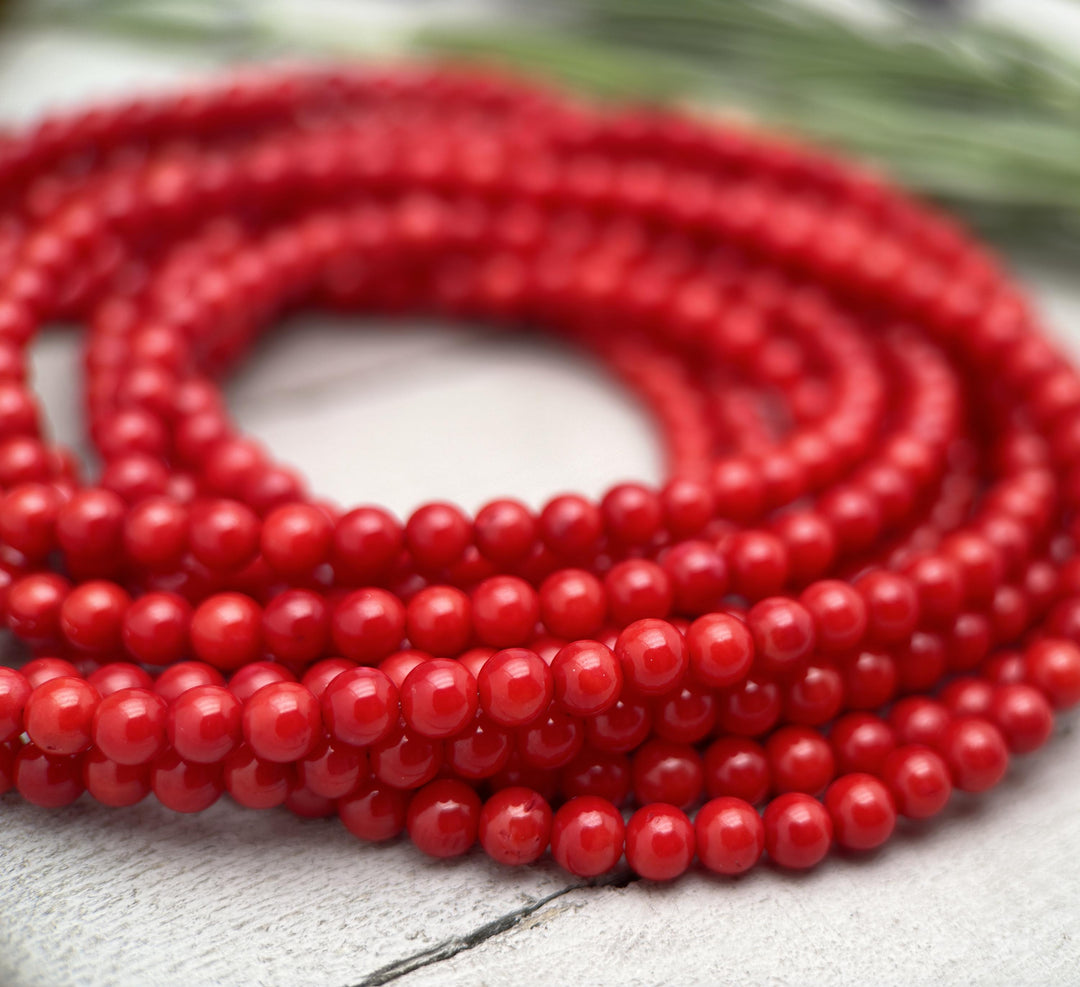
[
  {"left": 297, "top": 736, "right": 364, "bottom": 799},
  {"left": 445, "top": 715, "right": 512, "bottom": 779},
  {"left": 727, "top": 530, "right": 788, "bottom": 599},
  {"left": 322, "top": 666, "right": 398, "bottom": 747},
  {"left": 539, "top": 568, "right": 606, "bottom": 639},
  {"left": 471, "top": 575, "right": 539, "bottom": 647},
  {"left": 989, "top": 683, "right": 1054, "bottom": 754},
  {"left": 19, "top": 657, "right": 78, "bottom": 690},
  {"left": 0, "top": 483, "right": 61, "bottom": 559},
  {"left": 24, "top": 675, "right": 99, "bottom": 754},
  {"left": 123, "top": 592, "right": 191, "bottom": 665},
  {"left": 747, "top": 597, "right": 815, "bottom": 680},
  {"left": 686, "top": 613, "right": 754, "bottom": 688},
  {"left": 551, "top": 640, "right": 622, "bottom": 716},
  {"left": 405, "top": 585, "right": 472, "bottom": 657},
  {"left": 400, "top": 658, "right": 477, "bottom": 739},
  {"left": 829, "top": 713, "right": 896, "bottom": 775},
  {"left": 332, "top": 506, "right": 403, "bottom": 582},
  {"left": 661, "top": 540, "right": 729, "bottom": 615},
  {"left": 1024, "top": 638, "right": 1080, "bottom": 709},
  {"left": 560, "top": 748, "right": 631, "bottom": 804},
  {"left": 695, "top": 797, "right": 765, "bottom": 875},
  {"left": 123, "top": 497, "right": 189, "bottom": 571},
  {"left": 901, "top": 553, "right": 963, "bottom": 627},
  {"left": 824, "top": 773, "right": 896, "bottom": 851},
  {"left": 518, "top": 710, "right": 584, "bottom": 770},
  {"left": 799, "top": 580, "right": 867, "bottom": 654},
  {"left": 0, "top": 666, "right": 30, "bottom": 742},
  {"left": 167, "top": 684, "right": 242, "bottom": 763},
  {"left": 630, "top": 739, "right": 703, "bottom": 810},
  {"left": 82, "top": 750, "right": 151, "bottom": 807},
  {"left": 474, "top": 498, "right": 537, "bottom": 565},
  {"left": 889, "top": 696, "right": 952, "bottom": 748},
  {"left": 242, "top": 681, "right": 321, "bottom": 763},
  {"left": 601, "top": 483, "right": 662, "bottom": 547},
  {"left": 153, "top": 661, "right": 224, "bottom": 704},
  {"left": 151, "top": 748, "right": 223, "bottom": 812},
  {"left": 652, "top": 684, "right": 717, "bottom": 744},
  {"left": 300, "top": 657, "right": 355, "bottom": 700},
  {"left": 223, "top": 745, "right": 293, "bottom": 809},
  {"left": 716, "top": 676, "right": 782, "bottom": 737},
  {"left": 331, "top": 588, "right": 405, "bottom": 664},
  {"left": 704, "top": 737, "right": 769, "bottom": 804},
  {"left": 614, "top": 618, "right": 688, "bottom": 696},
  {"left": 93, "top": 687, "right": 167, "bottom": 765},
  {"left": 478, "top": 786, "right": 553, "bottom": 865},
  {"left": 880, "top": 745, "right": 952, "bottom": 819},
  {"left": 604, "top": 559, "right": 673, "bottom": 626},
  {"left": 783, "top": 663, "right": 844, "bottom": 726},
  {"left": 405, "top": 502, "right": 471, "bottom": 570},
  {"left": 14, "top": 744, "right": 83, "bottom": 807},
  {"left": 841, "top": 650, "right": 898, "bottom": 710},
  {"left": 190, "top": 592, "right": 262, "bottom": 670},
  {"left": 766, "top": 725, "right": 835, "bottom": 796},
  {"left": 539, "top": 494, "right": 602, "bottom": 561},
  {"left": 60, "top": 580, "right": 130, "bottom": 653},
  {"left": 260, "top": 503, "right": 332, "bottom": 576},
  {"left": 477, "top": 647, "right": 553, "bottom": 727},
  {"left": 855, "top": 570, "right": 919, "bottom": 644},
  {"left": 339, "top": 781, "right": 407, "bottom": 841},
  {"left": 406, "top": 778, "right": 482, "bottom": 858},
  {"left": 261, "top": 589, "right": 329, "bottom": 664},
  {"left": 87, "top": 662, "right": 153, "bottom": 697},
  {"left": 550, "top": 795, "right": 625, "bottom": 876},
  {"left": 939, "top": 717, "right": 1009, "bottom": 793},
  {"left": 625, "top": 803, "right": 694, "bottom": 880},
  {"left": 762, "top": 792, "right": 833, "bottom": 870},
  {"left": 189, "top": 499, "right": 260, "bottom": 571},
  {"left": 228, "top": 661, "right": 295, "bottom": 703},
  {"left": 7, "top": 572, "right": 70, "bottom": 645}
]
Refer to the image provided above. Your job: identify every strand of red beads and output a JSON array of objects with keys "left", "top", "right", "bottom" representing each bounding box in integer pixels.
[{"left": 0, "top": 65, "right": 1079, "bottom": 883}]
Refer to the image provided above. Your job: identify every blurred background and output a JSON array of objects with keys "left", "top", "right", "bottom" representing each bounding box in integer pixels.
[{"left": 2, "top": 0, "right": 1080, "bottom": 514}]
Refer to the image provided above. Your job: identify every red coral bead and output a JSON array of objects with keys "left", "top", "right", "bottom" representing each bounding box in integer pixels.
[
  {"left": 551, "top": 640, "right": 622, "bottom": 716},
  {"left": 989, "top": 683, "right": 1054, "bottom": 754},
  {"left": 167, "top": 684, "right": 242, "bottom": 763},
  {"left": 695, "top": 797, "right": 765, "bottom": 875},
  {"left": 24, "top": 676, "right": 99, "bottom": 755},
  {"left": 550, "top": 795, "right": 625, "bottom": 877},
  {"left": 686, "top": 612, "right": 754, "bottom": 688},
  {"left": 763, "top": 793, "right": 833, "bottom": 870},
  {"left": 322, "top": 666, "right": 398, "bottom": 748},
  {"left": 242, "top": 681, "right": 321, "bottom": 763},
  {"left": 703, "top": 737, "right": 770, "bottom": 804},
  {"left": 339, "top": 781, "right": 408, "bottom": 842},
  {"left": 406, "top": 778, "right": 482, "bottom": 858},
  {"left": 939, "top": 717, "right": 1009, "bottom": 793},
  {"left": 190, "top": 592, "right": 262, "bottom": 670},
  {"left": 14, "top": 744, "right": 83, "bottom": 807},
  {"left": 93, "top": 687, "right": 167, "bottom": 765},
  {"left": 477, "top": 647, "right": 553, "bottom": 727},
  {"left": 824, "top": 773, "right": 897, "bottom": 851},
  {"left": 471, "top": 575, "right": 540, "bottom": 648},
  {"left": 405, "top": 585, "right": 472, "bottom": 657},
  {"left": 880, "top": 745, "right": 952, "bottom": 819},
  {"left": 630, "top": 739, "right": 703, "bottom": 810},
  {"left": 625, "top": 803, "right": 694, "bottom": 880},
  {"left": 478, "top": 786, "right": 553, "bottom": 865},
  {"left": 1024, "top": 638, "right": 1080, "bottom": 709},
  {"left": 614, "top": 618, "right": 688, "bottom": 696},
  {"left": 400, "top": 658, "right": 477, "bottom": 739},
  {"left": 747, "top": 597, "right": 815, "bottom": 680},
  {"left": 331, "top": 588, "right": 406, "bottom": 664},
  {"left": 539, "top": 568, "right": 606, "bottom": 639},
  {"left": 0, "top": 667, "right": 30, "bottom": 742}
]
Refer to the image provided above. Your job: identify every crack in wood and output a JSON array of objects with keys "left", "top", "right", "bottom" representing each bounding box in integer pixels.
[{"left": 348, "top": 870, "right": 639, "bottom": 986}]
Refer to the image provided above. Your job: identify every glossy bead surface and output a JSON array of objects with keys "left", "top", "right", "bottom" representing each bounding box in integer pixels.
[
  {"left": 824, "top": 773, "right": 896, "bottom": 851},
  {"left": 242, "top": 682, "right": 321, "bottom": 763},
  {"left": 550, "top": 795, "right": 625, "bottom": 877},
  {"left": 763, "top": 792, "right": 833, "bottom": 870},
  {"left": 477, "top": 648, "right": 553, "bottom": 727},
  {"left": 695, "top": 797, "right": 765, "bottom": 875},
  {"left": 24, "top": 676, "right": 99, "bottom": 754},
  {"left": 625, "top": 803, "right": 694, "bottom": 881},
  {"left": 478, "top": 786, "right": 553, "bottom": 865},
  {"left": 400, "top": 658, "right": 477, "bottom": 739},
  {"left": 615, "top": 618, "right": 688, "bottom": 696},
  {"left": 406, "top": 779, "right": 482, "bottom": 858}
]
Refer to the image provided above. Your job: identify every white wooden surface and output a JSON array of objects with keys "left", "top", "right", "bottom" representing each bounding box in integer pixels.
[{"left": 2, "top": 19, "right": 1080, "bottom": 987}]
